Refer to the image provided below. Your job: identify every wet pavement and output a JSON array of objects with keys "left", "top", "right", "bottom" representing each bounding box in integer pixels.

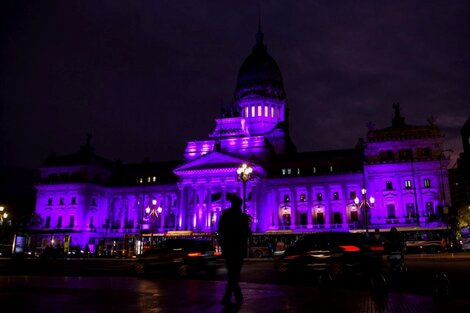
[{"left": 1, "top": 275, "right": 469, "bottom": 313}]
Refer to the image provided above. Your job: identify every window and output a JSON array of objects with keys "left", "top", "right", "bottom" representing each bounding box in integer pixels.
[
  {"left": 245, "top": 107, "right": 249, "bottom": 117},
  {"left": 257, "top": 106, "right": 262, "bottom": 116},
  {"left": 71, "top": 197, "right": 76, "bottom": 205},
  {"left": 423, "top": 148, "right": 431, "bottom": 158},
  {"left": 147, "top": 176, "right": 151, "bottom": 183},
  {"left": 59, "top": 197, "right": 64, "bottom": 205},
  {"left": 316, "top": 193, "right": 323, "bottom": 201},
  {"left": 47, "top": 198, "right": 53, "bottom": 206},
  {"left": 297, "top": 168, "right": 300, "bottom": 175},
  {"left": 283, "top": 194, "right": 290, "bottom": 203},
  {"left": 271, "top": 107, "right": 274, "bottom": 118},
  {"left": 69, "top": 216, "right": 74, "bottom": 228},
  {"left": 404, "top": 180, "right": 412, "bottom": 189},
  {"left": 350, "top": 191, "right": 356, "bottom": 200},
  {"left": 91, "top": 198, "right": 96, "bottom": 206},
  {"left": 312, "top": 167, "right": 316, "bottom": 174},
  {"left": 153, "top": 176, "right": 157, "bottom": 182},
  {"left": 264, "top": 106, "right": 268, "bottom": 117},
  {"left": 45, "top": 216, "right": 51, "bottom": 228},
  {"left": 300, "top": 194, "right": 306, "bottom": 202},
  {"left": 57, "top": 216, "right": 63, "bottom": 228},
  {"left": 251, "top": 106, "right": 255, "bottom": 117},
  {"left": 406, "top": 203, "right": 416, "bottom": 218},
  {"left": 287, "top": 168, "right": 292, "bottom": 175},
  {"left": 89, "top": 217, "right": 94, "bottom": 228},
  {"left": 333, "top": 192, "right": 339, "bottom": 200},
  {"left": 333, "top": 212, "right": 341, "bottom": 224},
  {"left": 424, "top": 178, "right": 431, "bottom": 188},
  {"left": 386, "top": 181, "right": 393, "bottom": 190},
  {"left": 329, "top": 166, "right": 333, "bottom": 173},
  {"left": 277, "top": 108, "right": 280, "bottom": 119},
  {"left": 282, "top": 169, "right": 286, "bottom": 175},
  {"left": 387, "top": 150, "right": 395, "bottom": 161},
  {"left": 387, "top": 204, "right": 396, "bottom": 218},
  {"left": 425, "top": 202, "right": 434, "bottom": 216}
]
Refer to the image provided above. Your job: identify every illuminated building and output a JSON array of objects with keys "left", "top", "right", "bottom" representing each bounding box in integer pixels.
[{"left": 33, "top": 28, "right": 448, "bottom": 250}]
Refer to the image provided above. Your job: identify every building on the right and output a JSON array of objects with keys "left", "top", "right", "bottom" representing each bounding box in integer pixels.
[
  {"left": 362, "top": 103, "right": 450, "bottom": 228},
  {"left": 450, "top": 118, "right": 470, "bottom": 228}
]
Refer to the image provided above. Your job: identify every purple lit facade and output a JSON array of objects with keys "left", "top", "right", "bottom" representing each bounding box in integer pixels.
[{"left": 33, "top": 29, "right": 448, "bottom": 251}]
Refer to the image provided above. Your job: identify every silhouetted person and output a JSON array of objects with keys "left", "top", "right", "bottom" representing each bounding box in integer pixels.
[
  {"left": 385, "top": 226, "right": 405, "bottom": 254},
  {"left": 218, "top": 196, "right": 251, "bottom": 306}
]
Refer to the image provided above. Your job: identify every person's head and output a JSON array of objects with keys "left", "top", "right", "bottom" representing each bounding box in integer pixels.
[{"left": 230, "top": 195, "right": 243, "bottom": 210}]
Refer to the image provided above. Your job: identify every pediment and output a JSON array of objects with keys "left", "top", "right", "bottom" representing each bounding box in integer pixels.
[{"left": 174, "top": 151, "right": 263, "bottom": 175}]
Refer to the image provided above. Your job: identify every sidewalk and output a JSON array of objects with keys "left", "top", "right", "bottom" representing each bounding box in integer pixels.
[{"left": 1, "top": 276, "right": 469, "bottom": 313}]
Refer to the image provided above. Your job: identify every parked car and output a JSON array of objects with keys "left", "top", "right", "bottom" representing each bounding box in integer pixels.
[
  {"left": 274, "top": 232, "right": 385, "bottom": 282},
  {"left": 134, "top": 238, "right": 220, "bottom": 277}
]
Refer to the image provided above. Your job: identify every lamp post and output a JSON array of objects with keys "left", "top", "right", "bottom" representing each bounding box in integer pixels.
[
  {"left": 237, "top": 163, "right": 253, "bottom": 214},
  {"left": 145, "top": 199, "right": 161, "bottom": 246},
  {"left": 0, "top": 206, "right": 8, "bottom": 225},
  {"left": 354, "top": 188, "right": 375, "bottom": 234}
]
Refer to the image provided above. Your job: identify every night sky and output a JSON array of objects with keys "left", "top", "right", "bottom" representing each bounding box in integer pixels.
[{"left": 1, "top": 1, "right": 469, "bottom": 170}]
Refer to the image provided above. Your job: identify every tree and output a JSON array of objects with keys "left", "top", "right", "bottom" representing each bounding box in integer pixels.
[{"left": 457, "top": 206, "right": 470, "bottom": 228}]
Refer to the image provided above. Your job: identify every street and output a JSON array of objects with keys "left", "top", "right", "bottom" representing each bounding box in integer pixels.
[{"left": 0, "top": 253, "right": 469, "bottom": 312}]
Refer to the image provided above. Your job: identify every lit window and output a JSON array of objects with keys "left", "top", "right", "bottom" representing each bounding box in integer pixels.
[
  {"left": 153, "top": 176, "right": 157, "bottom": 182},
  {"left": 264, "top": 106, "right": 268, "bottom": 117},
  {"left": 313, "top": 167, "right": 316, "bottom": 174},
  {"left": 423, "top": 178, "right": 431, "bottom": 188},
  {"left": 271, "top": 107, "right": 274, "bottom": 117},
  {"left": 287, "top": 168, "right": 292, "bottom": 175},
  {"left": 329, "top": 166, "right": 333, "bottom": 173},
  {"left": 258, "top": 106, "right": 262, "bottom": 116},
  {"left": 405, "top": 180, "right": 412, "bottom": 189},
  {"left": 300, "top": 194, "right": 306, "bottom": 202},
  {"left": 147, "top": 176, "right": 151, "bottom": 183},
  {"left": 282, "top": 169, "right": 286, "bottom": 175},
  {"left": 245, "top": 107, "right": 249, "bottom": 117},
  {"left": 139, "top": 177, "right": 143, "bottom": 184},
  {"left": 333, "top": 192, "right": 339, "bottom": 200},
  {"left": 297, "top": 168, "right": 300, "bottom": 175},
  {"left": 251, "top": 106, "right": 255, "bottom": 117}
]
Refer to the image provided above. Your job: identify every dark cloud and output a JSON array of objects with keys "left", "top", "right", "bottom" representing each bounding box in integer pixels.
[{"left": 1, "top": 0, "right": 469, "bottom": 169}]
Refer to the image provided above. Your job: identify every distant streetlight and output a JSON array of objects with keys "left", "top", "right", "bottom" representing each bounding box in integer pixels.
[
  {"left": 354, "top": 188, "right": 375, "bottom": 233},
  {"left": 237, "top": 164, "right": 253, "bottom": 214},
  {"left": 0, "top": 206, "right": 8, "bottom": 225}
]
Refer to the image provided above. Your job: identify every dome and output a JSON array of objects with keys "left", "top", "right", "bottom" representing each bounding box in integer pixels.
[{"left": 235, "top": 29, "right": 286, "bottom": 100}]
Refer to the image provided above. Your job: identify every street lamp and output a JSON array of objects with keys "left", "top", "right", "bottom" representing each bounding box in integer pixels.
[
  {"left": 354, "top": 188, "right": 375, "bottom": 234},
  {"left": 0, "top": 206, "right": 8, "bottom": 225},
  {"left": 237, "top": 163, "right": 253, "bottom": 214},
  {"left": 145, "top": 199, "right": 161, "bottom": 246}
]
